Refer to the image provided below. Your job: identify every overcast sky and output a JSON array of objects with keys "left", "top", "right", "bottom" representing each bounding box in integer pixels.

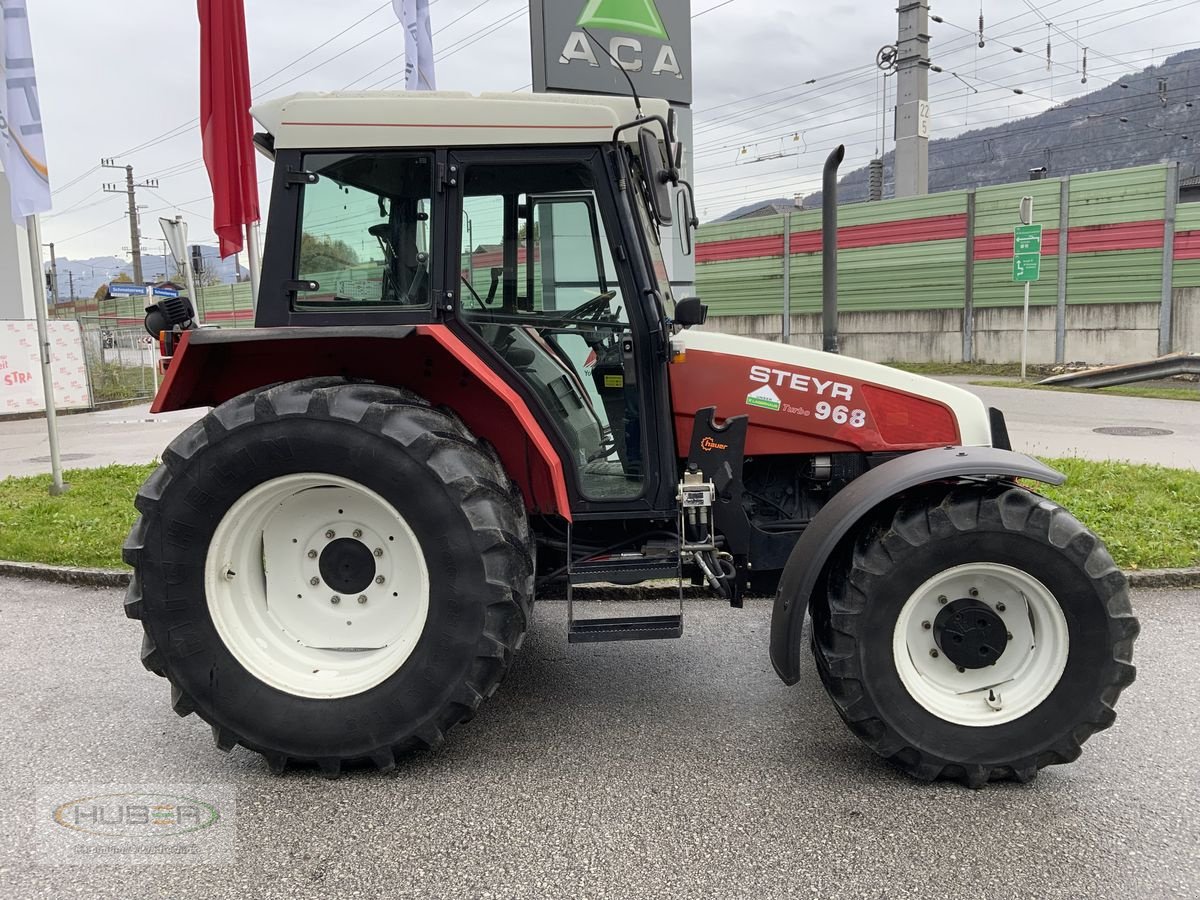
[{"left": 32, "top": 0, "right": 1199, "bottom": 261}]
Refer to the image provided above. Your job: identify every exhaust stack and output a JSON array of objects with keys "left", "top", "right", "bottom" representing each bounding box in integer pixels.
[{"left": 822, "top": 144, "right": 845, "bottom": 354}]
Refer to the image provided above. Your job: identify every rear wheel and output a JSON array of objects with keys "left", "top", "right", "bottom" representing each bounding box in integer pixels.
[
  {"left": 812, "top": 485, "right": 1138, "bottom": 787},
  {"left": 123, "top": 378, "right": 533, "bottom": 774}
]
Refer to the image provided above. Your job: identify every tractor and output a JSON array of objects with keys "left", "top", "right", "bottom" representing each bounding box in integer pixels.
[{"left": 125, "top": 90, "right": 1137, "bottom": 786}]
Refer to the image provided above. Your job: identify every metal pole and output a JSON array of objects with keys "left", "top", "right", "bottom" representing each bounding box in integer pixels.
[
  {"left": 1021, "top": 280, "right": 1031, "bottom": 381},
  {"left": 1159, "top": 162, "right": 1179, "bottom": 355},
  {"left": 963, "top": 191, "right": 976, "bottom": 362},
  {"left": 246, "top": 222, "right": 262, "bottom": 312},
  {"left": 781, "top": 212, "right": 792, "bottom": 343},
  {"left": 1055, "top": 177, "right": 1070, "bottom": 364},
  {"left": 26, "top": 215, "right": 68, "bottom": 495}
]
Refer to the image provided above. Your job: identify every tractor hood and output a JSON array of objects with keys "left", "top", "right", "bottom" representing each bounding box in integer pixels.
[{"left": 669, "top": 330, "right": 993, "bottom": 456}]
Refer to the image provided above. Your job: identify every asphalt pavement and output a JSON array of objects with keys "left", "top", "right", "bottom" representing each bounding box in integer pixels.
[{"left": 1, "top": 578, "right": 1194, "bottom": 899}]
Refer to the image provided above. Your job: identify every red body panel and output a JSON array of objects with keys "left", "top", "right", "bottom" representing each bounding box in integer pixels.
[
  {"left": 669, "top": 348, "right": 959, "bottom": 456},
  {"left": 152, "top": 325, "right": 572, "bottom": 519}
]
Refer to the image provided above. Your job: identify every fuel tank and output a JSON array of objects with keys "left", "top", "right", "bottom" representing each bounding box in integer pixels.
[{"left": 669, "top": 330, "right": 993, "bottom": 456}]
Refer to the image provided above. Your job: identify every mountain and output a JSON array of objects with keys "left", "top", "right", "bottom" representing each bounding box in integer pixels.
[
  {"left": 717, "top": 48, "right": 1200, "bottom": 221},
  {"left": 44, "top": 246, "right": 247, "bottom": 301}
]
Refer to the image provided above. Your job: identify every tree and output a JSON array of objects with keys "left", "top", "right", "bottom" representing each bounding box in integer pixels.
[
  {"left": 94, "top": 271, "right": 134, "bottom": 302},
  {"left": 299, "top": 232, "right": 358, "bottom": 274}
]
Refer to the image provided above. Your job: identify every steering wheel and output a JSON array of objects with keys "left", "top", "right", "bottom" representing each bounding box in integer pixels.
[{"left": 566, "top": 290, "right": 616, "bottom": 323}]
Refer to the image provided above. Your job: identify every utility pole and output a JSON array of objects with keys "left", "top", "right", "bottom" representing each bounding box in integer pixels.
[
  {"left": 68, "top": 270, "right": 74, "bottom": 301},
  {"left": 42, "top": 241, "right": 58, "bottom": 302},
  {"left": 895, "top": 0, "right": 931, "bottom": 197},
  {"left": 101, "top": 158, "right": 158, "bottom": 284}
]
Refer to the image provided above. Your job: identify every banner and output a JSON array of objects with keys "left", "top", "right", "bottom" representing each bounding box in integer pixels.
[
  {"left": 0, "top": 0, "right": 52, "bottom": 222},
  {"left": 393, "top": 0, "right": 436, "bottom": 90},
  {"left": 0, "top": 319, "right": 91, "bottom": 414}
]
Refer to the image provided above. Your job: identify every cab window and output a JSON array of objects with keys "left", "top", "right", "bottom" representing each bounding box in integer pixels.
[{"left": 296, "top": 153, "right": 434, "bottom": 309}]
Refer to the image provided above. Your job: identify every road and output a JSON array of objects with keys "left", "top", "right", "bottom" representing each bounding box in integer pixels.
[
  {"left": 1, "top": 579, "right": 1194, "bottom": 899},
  {"left": 948, "top": 378, "right": 1200, "bottom": 470},
  {"left": 0, "top": 379, "right": 1197, "bottom": 481}
]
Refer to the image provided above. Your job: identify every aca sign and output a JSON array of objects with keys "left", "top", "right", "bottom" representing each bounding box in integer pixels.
[{"left": 530, "top": 0, "right": 693, "bottom": 105}]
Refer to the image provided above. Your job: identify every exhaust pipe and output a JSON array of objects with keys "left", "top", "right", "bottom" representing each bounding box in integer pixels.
[{"left": 822, "top": 144, "right": 845, "bottom": 354}]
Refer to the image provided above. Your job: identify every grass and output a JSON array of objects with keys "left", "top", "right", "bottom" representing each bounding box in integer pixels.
[
  {"left": 885, "top": 361, "right": 1030, "bottom": 377},
  {"left": 89, "top": 362, "right": 157, "bottom": 404},
  {"left": 0, "top": 464, "right": 155, "bottom": 569},
  {"left": 0, "top": 459, "right": 1196, "bottom": 571},
  {"left": 972, "top": 379, "right": 1200, "bottom": 402}
]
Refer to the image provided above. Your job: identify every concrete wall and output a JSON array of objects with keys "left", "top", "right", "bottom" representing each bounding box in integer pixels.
[
  {"left": 703, "top": 302, "right": 1164, "bottom": 365},
  {"left": 1173, "top": 288, "right": 1199, "bottom": 352},
  {"left": 0, "top": 166, "right": 36, "bottom": 320}
]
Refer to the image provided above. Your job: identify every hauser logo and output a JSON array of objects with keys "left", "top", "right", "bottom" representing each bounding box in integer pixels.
[{"left": 560, "top": 0, "right": 684, "bottom": 80}]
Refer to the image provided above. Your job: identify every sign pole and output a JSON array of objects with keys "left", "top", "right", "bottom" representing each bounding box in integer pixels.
[
  {"left": 1021, "top": 279, "right": 1031, "bottom": 381},
  {"left": 26, "top": 215, "right": 68, "bottom": 495},
  {"left": 1013, "top": 196, "right": 1041, "bottom": 382}
]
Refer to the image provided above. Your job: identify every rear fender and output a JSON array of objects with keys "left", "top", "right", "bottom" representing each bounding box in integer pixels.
[
  {"left": 153, "top": 324, "right": 571, "bottom": 519},
  {"left": 768, "top": 446, "right": 1064, "bottom": 684}
]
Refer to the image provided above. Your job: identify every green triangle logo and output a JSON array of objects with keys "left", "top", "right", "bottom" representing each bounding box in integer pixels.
[{"left": 577, "top": 0, "right": 669, "bottom": 40}]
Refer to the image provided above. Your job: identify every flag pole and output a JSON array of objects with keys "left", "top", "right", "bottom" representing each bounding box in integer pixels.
[
  {"left": 26, "top": 214, "right": 68, "bottom": 495},
  {"left": 245, "top": 221, "right": 261, "bottom": 311}
]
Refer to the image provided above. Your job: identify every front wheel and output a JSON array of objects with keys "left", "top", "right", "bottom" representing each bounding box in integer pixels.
[{"left": 811, "top": 485, "right": 1138, "bottom": 787}]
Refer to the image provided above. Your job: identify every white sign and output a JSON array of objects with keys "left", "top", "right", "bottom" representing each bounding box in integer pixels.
[
  {"left": 0, "top": 319, "right": 91, "bottom": 414},
  {"left": 917, "top": 100, "right": 931, "bottom": 139}
]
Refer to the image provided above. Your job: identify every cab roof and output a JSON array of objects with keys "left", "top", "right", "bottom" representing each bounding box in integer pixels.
[{"left": 251, "top": 91, "right": 671, "bottom": 151}]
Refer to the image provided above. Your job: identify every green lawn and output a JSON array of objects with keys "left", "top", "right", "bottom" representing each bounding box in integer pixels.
[
  {"left": 886, "top": 361, "right": 1029, "bottom": 377},
  {"left": 0, "top": 458, "right": 1196, "bottom": 571},
  {"left": 972, "top": 379, "right": 1200, "bottom": 402}
]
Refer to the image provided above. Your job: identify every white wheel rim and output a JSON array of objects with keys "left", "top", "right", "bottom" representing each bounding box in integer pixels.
[
  {"left": 205, "top": 473, "right": 430, "bottom": 700},
  {"left": 892, "top": 562, "right": 1069, "bottom": 727}
]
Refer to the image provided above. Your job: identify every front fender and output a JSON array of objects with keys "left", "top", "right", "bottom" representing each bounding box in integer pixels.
[{"left": 768, "top": 446, "right": 1065, "bottom": 685}]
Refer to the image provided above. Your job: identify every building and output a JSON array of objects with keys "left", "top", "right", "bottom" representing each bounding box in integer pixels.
[{"left": 0, "top": 162, "right": 37, "bottom": 319}]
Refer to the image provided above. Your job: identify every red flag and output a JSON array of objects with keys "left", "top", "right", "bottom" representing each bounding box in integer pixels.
[{"left": 198, "top": 0, "right": 260, "bottom": 259}]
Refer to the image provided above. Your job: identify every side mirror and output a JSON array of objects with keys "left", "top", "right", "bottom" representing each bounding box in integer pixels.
[
  {"left": 674, "top": 297, "right": 708, "bottom": 328},
  {"left": 638, "top": 127, "right": 674, "bottom": 227}
]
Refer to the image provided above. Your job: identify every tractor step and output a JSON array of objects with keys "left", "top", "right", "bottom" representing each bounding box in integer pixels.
[
  {"left": 568, "top": 614, "right": 683, "bottom": 643},
  {"left": 569, "top": 556, "right": 680, "bottom": 586}
]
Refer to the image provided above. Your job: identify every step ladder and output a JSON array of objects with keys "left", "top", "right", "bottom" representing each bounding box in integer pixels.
[{"left": 566, "top": 533, "right": 684, "bottom": 644}]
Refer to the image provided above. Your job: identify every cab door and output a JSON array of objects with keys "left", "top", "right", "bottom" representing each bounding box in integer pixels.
[{"left": 446, "top": 147, "right": 677, "bottom": 515}]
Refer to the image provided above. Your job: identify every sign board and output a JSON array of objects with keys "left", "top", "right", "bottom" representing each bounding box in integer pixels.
[
  {"left": 530, "top": 0, "right": 693, "bottom": 105},
  {"left": 0, "top": 320, "right": 92, "bottom": 415},
  {"left": 1012, "top": 224, "right": 1043, "bottom": 283},
  {"left": 107, "top": 283, "right": 179, "bottom": 298}
]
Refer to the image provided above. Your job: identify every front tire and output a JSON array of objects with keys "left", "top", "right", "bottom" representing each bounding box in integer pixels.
[
  {"left": 812, "top": 485, "right": 1138, "bottom": 787},
  {"left": 123, "top": 378, "right": 533, "bottom": 774}
]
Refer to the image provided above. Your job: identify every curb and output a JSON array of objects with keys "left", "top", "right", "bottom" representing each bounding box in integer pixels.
[{"left": 2, "top": 561, "right": 1198, "bottom": 592}]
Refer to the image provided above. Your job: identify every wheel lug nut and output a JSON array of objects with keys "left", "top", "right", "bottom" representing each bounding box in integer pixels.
[
  {"left": 969, "top": 588, "right": 979, "bottom": 597},
  {"left": 309, "top": 577, "right": 320, "bottom": 586},
  {"left": 375, "top": 575, "right": 385, "bottom": 585},
  {"left": 307, "top": 550, "right": 318, "bottom": 559},
  {"left": 922, "top": 620, "right": 931, "bottom": 630},
  {"left": 353, "top": 529, "right": 363, "bottom": 539},
  {"left": 325, "top": 530, "right": 336, "bottom": 540},
  {"left": 1007, "top": 632, "right": 1013, "bottom": 640},
  {"left": 956, "top": 665, "right": 966, "bottom": 673},
  {"left": 937, "top": 595, "right": 948, "bottom": 605},
  {"left": 373, "top": 548, "right": 383, "bottom": 558},
  {"left": 358, "top": 595, "right": 368, "bottom": 605},
  {"left": 331, "top": 595, "right": 341, "bottom": 605},
  {"left": 996, "top": 602, "right": 1006, "bottom": 612},
  {"left": 929, "top": 648, "right": 939, "bottom": 658}
]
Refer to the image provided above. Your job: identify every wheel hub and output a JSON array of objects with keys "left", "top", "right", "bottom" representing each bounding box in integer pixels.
[
  {"left": 319, "top": 538, "right": 377, "bottom": 595},
  {"left": 933, "top": 598, "right": 1009, "bottom": 669}
]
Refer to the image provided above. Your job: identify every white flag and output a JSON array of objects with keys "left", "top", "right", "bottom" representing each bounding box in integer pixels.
[
  {"left": 0, "top": 0, "right": 51, "bottom": 222},
  {"left": 393, "top": 0, "right": 436, "bottom": 91}
]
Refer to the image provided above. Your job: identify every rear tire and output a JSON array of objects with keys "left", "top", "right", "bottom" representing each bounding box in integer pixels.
[
  {"left": 123, "top": 378, "right": 533, "bottom": 774},
  {"left": 811, "top": 485, "right": 1138, "bottom": 787}
]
